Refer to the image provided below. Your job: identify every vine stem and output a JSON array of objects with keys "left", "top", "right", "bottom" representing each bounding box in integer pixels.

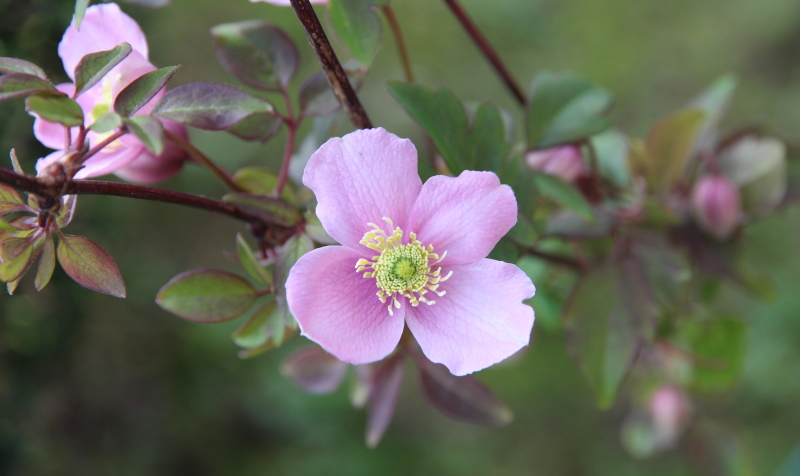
[
  {"left": 164, "top": 129, "right": 244, "bottom": 192},
  {"left": 441, "top": 0, "right": 527, "bottom": 106},
  {"left": 289, "top": 0, "right": 373, "bottom": 129},
  {"left": 382, "top": 5, "right": 415, "bottom": 83}
]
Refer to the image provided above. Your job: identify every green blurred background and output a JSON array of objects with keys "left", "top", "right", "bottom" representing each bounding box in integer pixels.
[{"left": 2, "top": 0, "right": 800, "bottom": 474}]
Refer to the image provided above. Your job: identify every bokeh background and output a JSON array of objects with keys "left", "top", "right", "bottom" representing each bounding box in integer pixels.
[{"left": 2, "top": 0, "right": 800, "bottom": 474}]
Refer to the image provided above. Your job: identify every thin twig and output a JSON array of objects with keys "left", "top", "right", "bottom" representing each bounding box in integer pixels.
[
  {"left": 164, "top": 129, "right": 244, "bottom": 192},
  {"left": 82, "top": 129, "right": 126, "bottom": 163},
  {"left": 275, "top": 87, "right": 297, "bottom": 197},
  {"left": 382, "top": 5, "right": 415, "bottom": 83},
  {"left": 289, "top": 0, "right": 373, "bottom": 129},
  {"left": 442, "top": 0, "right": 526, "bottom": 106}
]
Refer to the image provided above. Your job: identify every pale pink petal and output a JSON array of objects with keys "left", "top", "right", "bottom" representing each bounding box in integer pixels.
[
  {"left": 75, "top": 145, "right": 143, "bottom": 179},
  {"left": 407, "top": 171, "right": 517, "bottom": 265},
  {"left": 250, "top": 0, "right": 327, "bottom": 4},
  {"left": 114, "top": 121, "right": 188, "bottom": 183},
  {"left": 33, "top": 83, "right": 77, "bottom": 150},
  {"left": 35, "top": 150, "right": 67, "bottom": 176},
  {"left": 405, "top": 258, "right": 535, "bottom": 376},
  {"left": 287, "top": 245, "right": 405, "bottom": 365},
  {"left": 59, "top": 3, "right": 149, "bottom": 79},
  {"left": 303, "top": 128, "right": 422, "bottom": 249}
]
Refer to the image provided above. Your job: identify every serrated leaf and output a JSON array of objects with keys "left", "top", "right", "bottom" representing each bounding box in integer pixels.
[
  {"left": 73, "top": 43, "right": 133, "bottom": 97},
  {"left": 413, "top": 354, "right": 513, "bottom": 426},
  {"left": 226, "top": 111, "right": 283, "bottom": 143},
  {"left": 387, "top": 82, "right": 509, "bottom": 174},
  {"left": 565, "top": 257, "right": 658, "bottom": 408},
  {"left": 153, "top": 82, "right": 275, "bottom": 130},
  {"left": 533, "top": 172, "right": 593, "bottom": 221},
  {"left": 526, "top": 71, "right": 613, "bottom": 149},
  {"left": 329, "top": 0, "right": 388, "bottom": 66},
  {"left": 366, "top": 353, "right": 404, "bottom": 447},
  {"left": 236, "top": 233, "right": 272, "bottom": 286},
  {"left": 74, "top": 0, "right": 90, "bottom": 30},
  {"left": 644, "top": 108, "right": 705, "bottom": 193},
  {"left": 222, "top": 193, "right": 301, "bottom": 227},
  {"left": 34, "top": 233, "right": 55, "bottom": 291},
  {"left": 232, "top": 300, "right": 282, "bottom": 348},
  {"left": 25, "top": 94, "right": 84, "bottom": 127},
  {"left": 211, "top": 20, "right": 298, "bottom": 91},
  {"left": 114, "top": 65, "right": 179, "bottom": 117},
  {"left": 89, "top": 111, "right": 123, "bottom": 133},
  {"left": 124, "top": 115, "right": 164, "bottom": 154},
  {"left": 0, "top": 57, "right": 48, "bottom": 80},
  {"left": 0, "top": 73, "right": 57, "bottom": 101},
  {"left": 156, "top": 269, "right": 257, "bottom": 323},
  {"left": 56, "top": 234, "right": 125, "bottom": 297},
  {"left": 280, "top": 346, "right": 348, "bottom": 395}
]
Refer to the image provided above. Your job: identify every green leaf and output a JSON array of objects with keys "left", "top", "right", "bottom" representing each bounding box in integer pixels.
[
  {"left": 73, "top": 43, "right": 133, "bottom": 97},
  {"left": 25, "top": 94, "right": 84, "bottom": 127},
  {"left": 226, "top": 111, "right": 283, "bottom": 143},
  {"left": 0, "top": 72, "right": 57, "bottom": 101},
  {"left": 644, "top": 108, "right": 705, "bottom": 193},
  {"left": 114, "top": 65, "right": 179, "bottom": 117},
  {"left": 153, "top": 82, "right": 275, "bottom": 130},
  {"left": 34, "top": 233, "right": 56, "bottom": 291},
  {"left": 222, "top": 193, "right": 301, "bottom": 227},
  {"left": 719, "top": 136, "right": 787, "bottom": 217},
  {"left": 56, "top": 233, "right": 126, "bottom": 297},
  {"left": 0, "top": 231, "right": 44, "bottom": 283},
  {"left": 533, "top": 172, "right": 593, "bottom": 221},
  {"left": 678, "top": 316, "right": 746, "bottom": 392},
  {"left": 232, "top": 167, "right": 294, "bottom": 202},
  {"left": 0, "top": 182, "right": 24, "bottom": 205},
  {"left": 273, "top": 234, "right": 314, "bottom": 327},
  {"left": 236, "top": 233, "right": 272, "bottom": 287},
  {"left": 89, "top": 111, "right": 123, "bottom": 133},
  {"left": 387, "top": 82, "right": 509, "bottom": 174},
  {"left": 526, "top": 71, "right": 613, "bottom": 149},
  {"left": 156, "top": 269, "right": 257, "bottom": 323},
  {"left": 74, "top": 0, "right": 90, "bottom": 30},
  {"left": 691, "top": 74, "right": 737, "bottom": 154},
  {"left": 507, "top": 213, "right": 538, "bottom": 247},
  {"left": 590, "top": 130, "right": 630, "bottom": 187},
  {"left": 565, "top": 258, "right": 657, "bottom": 408},
  {"left": 0, "top": 57, "right": 48, "bottom": 80},
  {"left": 329, "top": 0, "right": 388, "bottom": 66},
  {"left": 211, "top": 20, "right": 298, "bottom": 91},
  {"left": 124, "top": 115, "right": 164, "bottom": 154},
  {"left": 232, "top": 300, "right": 283, "bottom": 349}
]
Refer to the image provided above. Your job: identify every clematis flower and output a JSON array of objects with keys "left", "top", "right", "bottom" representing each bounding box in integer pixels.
[
  {"left": 286, "top": 128, "right": 535, "bottom": 376},
  {"left": 525, "top": 145, "right": 586, "bottom": 182},
  {"left": 33, "top": 3, "right": 188, "bottom": 183},
  {"left": 250, "top": 0, "right": 327, "bottom": 5}
]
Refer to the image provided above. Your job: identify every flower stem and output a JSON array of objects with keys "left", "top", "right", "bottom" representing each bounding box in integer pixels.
[
  {"left": 382, "top": 5, "right": 415, "bottom": 83},
  {"left": 289, "top": 0, "right": 373, "bottom": 129},
  {"left": 164, "top": 129, "right": 245, "bottom": 192},
  {"left": 441, "top": 0, "right": 526, "bottom": 106},
  {"left": 275, "top": 88, "right": 298, "bottom": 197},
  {"left": 81, "top": 128, "right": 126, "bottom": 163}
]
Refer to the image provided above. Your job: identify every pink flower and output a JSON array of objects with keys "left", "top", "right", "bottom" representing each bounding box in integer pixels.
[
  {"left": 649, "top": 386, "right": 691, "bottom": 445},
  {"left": 33, "top": 3, "right": 187, "bottom": 183},
  {"left": 691, "top": 174, "right": 742, "bottom": 240},
  {"left": 525, "top": 145, "right": 585, "bottom": 182},
  {"left": 286, "top": 128, "right": 535, "bottom": 376},
  {"left": 250, "top": 0, "right": 327, "bottom": 5}
]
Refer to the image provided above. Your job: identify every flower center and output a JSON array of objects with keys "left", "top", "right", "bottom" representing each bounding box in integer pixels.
[{"left": 355, "top": 217, "right": 452, "bottom": 315}]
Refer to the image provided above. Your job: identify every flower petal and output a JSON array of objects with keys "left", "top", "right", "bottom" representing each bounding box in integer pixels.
[
  {"left": 59, "top": 3, "right": 149, "bottom": 80},
  {"left": 114, "top": 121, "right": 188, "bottom": 183},
  {"left": 303, "top": 128, "right": 422, "bottom": 250},
  {"left": 75, "top": 145, "right": 143, "bottom": 179},
  {"left": 405, "top": 258, "right": 535, "bottom": 376},
  {"left": 287, "top": 245, "right": 405, "bottom": 365},
  {"left": 407, "top": 171, "right": 517, "bottom": 265}
]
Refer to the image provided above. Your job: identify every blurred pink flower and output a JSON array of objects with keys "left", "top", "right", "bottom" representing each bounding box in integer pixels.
[
  {"left": 649, "top": 386, "right": 692, "bottom": 445},
  {"left": 286, "top": 128, "right": 535, "bottom": 376},
  {"left": 250, "top": 0, "right": 327, "bottom": 5},
  {"left": 33, "top": 3, "right": 187, "bottom": 183},
  {"left": 691, "top": 174, "right": 742, "bottom": 240},
  {"left": 525, "top": 145, "right": 585, "bottom": 182}
]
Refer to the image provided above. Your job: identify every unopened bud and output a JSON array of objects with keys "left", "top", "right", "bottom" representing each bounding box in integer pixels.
[
  {"left": 525, "top": 145, "right": 585, "bottom": 182},
  {"left": 649, "top": 386, "right": 692, "bottom": 445},
  {"left": 691, "top": 174, "right": 742, "bottom": 240}
]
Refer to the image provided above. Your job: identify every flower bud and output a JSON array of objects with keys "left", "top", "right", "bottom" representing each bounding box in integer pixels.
[
  {"left": 649, "top": 386, "right": 692, "bottom": 445},
  {"left": 525, "top": 145, "right": 585, "bottom": 182},
  {"left": 691, "top": 174, "right": 742, "bottom": 240}
]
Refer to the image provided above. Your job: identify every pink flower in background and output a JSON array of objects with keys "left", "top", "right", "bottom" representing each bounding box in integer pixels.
[
  {"left": 33, "top": 3, "right": 187, "bottom": 183},
  {"left": 250, "top": 0, "right": 327, "bottom": 5},
  {"left": 525, "top": 145, "right": 585, "bottom": 182},
  {"left": 286, "top": 128, "right": 535, "bottom": 376},
  {"left": 691, "top": 174, "right": 742, "bottom": 240}
]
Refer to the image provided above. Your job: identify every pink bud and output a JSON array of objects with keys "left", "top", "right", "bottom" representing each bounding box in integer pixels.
[
  {"left": 525, "top": 145, "right": 585, "bottom": 182},
  {"left": 649, "top": 386, "right": 691, "bottom": 444},
  {"left": 691, "top": 175, "right": 742, "bottom": 240}
]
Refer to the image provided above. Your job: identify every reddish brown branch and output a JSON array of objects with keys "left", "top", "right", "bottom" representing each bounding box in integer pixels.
[
  {"left": 289, "top": 0, "right": 373, "bottom": 129},
  {"left": 382, "top": 5, "right": 415, "bottom": 83},
  {"left": 442, "top": 0, "right": 527, "bottom": 106}
]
